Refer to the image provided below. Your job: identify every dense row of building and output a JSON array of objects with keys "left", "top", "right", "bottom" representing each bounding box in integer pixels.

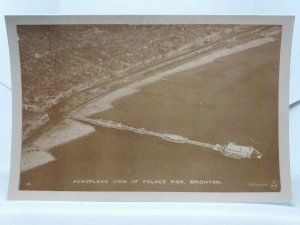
[{"left": 18, "top": 24, "right": 248, "bottom": 140}]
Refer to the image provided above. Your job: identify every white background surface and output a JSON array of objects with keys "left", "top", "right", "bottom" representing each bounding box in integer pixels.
[{"left": 0, "top": 0, "right": 300, "bottom": 224}]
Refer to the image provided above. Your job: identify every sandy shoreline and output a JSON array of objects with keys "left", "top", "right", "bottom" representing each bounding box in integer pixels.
[
  {"left": 73, "top": 36, "right": 275, "bottom": 118},
  {"left": 21, "top": 119, "right": 95, "bottom": 172}
]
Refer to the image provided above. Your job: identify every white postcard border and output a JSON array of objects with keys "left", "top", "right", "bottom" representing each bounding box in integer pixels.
[{"left": 6, "top": 15, "right": 294, "bottom": 202}]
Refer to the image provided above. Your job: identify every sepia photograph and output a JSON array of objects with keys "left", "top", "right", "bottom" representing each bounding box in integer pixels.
[{"left": 6, "top": 16, "right": 293, "bottom": 201}]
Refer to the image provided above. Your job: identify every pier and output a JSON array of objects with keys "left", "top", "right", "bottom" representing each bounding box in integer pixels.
[{"left": 71, "top": 115, "right": 262, "bottom": 160}]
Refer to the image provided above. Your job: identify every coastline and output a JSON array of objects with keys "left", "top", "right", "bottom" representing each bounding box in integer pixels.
[{"left": 21, "top": 35, "right": 277, "bottom": 172}]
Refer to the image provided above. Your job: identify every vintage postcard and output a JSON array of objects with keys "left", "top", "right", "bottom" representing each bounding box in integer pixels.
[{"left": 6, "top": 15, "right": 293, "bottom": 202}]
